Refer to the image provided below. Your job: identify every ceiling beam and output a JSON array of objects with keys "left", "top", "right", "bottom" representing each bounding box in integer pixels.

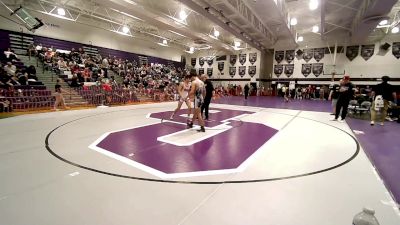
[
  {"left": 326, "top": 22, "right": 351, "bottom": 31},
  {"left": 326, "top": 0, "right": 359, "bottom": 12},
  {"left": 351, "top": 0, "right": 398, "bottom": 43},
  {"left": 321, "top": 0, "right": 325, "bottom": 39},
  {"left": 177, "top": 0, "right": 262, "bottom": 51}
]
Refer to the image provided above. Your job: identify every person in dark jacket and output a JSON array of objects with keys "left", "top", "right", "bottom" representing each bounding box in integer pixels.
[
  {"left": 332, "top": 75, "right": 354, "bottom": 122},
  {"left": 244, "top": 84, "right": 250, "bottom": 100},
  {"left": 370, "top": 76, "right": 397, "bottom": 126},
  {"left": 201, "top": 75, "right": 214, "bottom": 120}
]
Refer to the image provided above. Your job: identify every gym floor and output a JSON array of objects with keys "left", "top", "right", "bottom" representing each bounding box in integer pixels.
[{"left": 0, "top": 98, "right": 399, "bottom": 225}]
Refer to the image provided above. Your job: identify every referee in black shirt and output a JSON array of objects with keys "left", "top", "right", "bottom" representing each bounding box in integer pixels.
[{"left": 201, "top": 75, "right": 214, "bottom": 120}]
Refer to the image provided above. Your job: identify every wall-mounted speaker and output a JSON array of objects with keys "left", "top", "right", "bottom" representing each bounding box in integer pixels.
[{"left": 380, "top": 42, "right": 391, "bottom": 50}]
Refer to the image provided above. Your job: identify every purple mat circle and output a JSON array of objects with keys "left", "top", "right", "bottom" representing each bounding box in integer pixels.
[{"left": 45, "top": 108, "right": 360, "bottom": 184}]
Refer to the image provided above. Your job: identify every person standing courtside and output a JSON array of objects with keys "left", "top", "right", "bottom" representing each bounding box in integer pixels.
[
  {"left": 201, "top": 74, "right": 214, "bottom": 120},
  {"left": 187, "top": 71, "right": 206, "bottom": 132},
  {"left": 332, "top": 75, "right": 354, "bottom": 122},
  {"left": 370, "top": 76, "right": 397, "bottom": 126},
  {"left": 53, "top": 78, "right": 69, "bottom": 110},
  {"left": 244, "top": 84, "right": 250, "bottom": 100},
  {"left": 328, "top": 79, "right": 342, "bottom": 115}
]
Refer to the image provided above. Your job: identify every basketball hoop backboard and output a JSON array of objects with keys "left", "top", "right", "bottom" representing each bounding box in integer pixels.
[{"left": 324, "top": 64, "right": 345, "bottom": 75}]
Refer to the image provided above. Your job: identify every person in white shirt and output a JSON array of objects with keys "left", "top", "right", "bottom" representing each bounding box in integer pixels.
[
  {"left": 57, "top": 58, "right": 68, "bottom": 71},
  {"left": 4, "top": 62, "right": 16, "bottom": 76}
]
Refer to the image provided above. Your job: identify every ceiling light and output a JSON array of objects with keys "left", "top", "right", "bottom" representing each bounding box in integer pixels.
[
  {"left": 122, "top": 26, "right": 130, "bottom": 34},
  {"left": 290, "top": 18, "right": 298, "bottom": 26},
  {"left": 214, "top": 29, "right": 220, "bottom": 38},
  {"left": 309, "top": 0, "right": 318, "bottom": 10},
  {"left": 234, "top": 41, "right": 241, "bottom": 47},
  {"left": 297, "top": 36, "right": 304, "bottom": 42},
  {"left": 379, "top": 19, "right": 388, "bottom": 26},
  {"left": 179, "top": 10, "right": 188, "bottom": 20},
  {"left": 123, "top": 0, "right": 137, "bottom": 5},
  {"left": 57, "top": 7, "right": 65, "bottom": 16},
  {"left": 163, "top": 39, "right": 168, "bottom": 45},
  {"left": 312, "top": 25, "right": 319, "bottom": 33},
  {"left": 391, "top": 27, "right": 399, "bottom": 33},
  {"left": 185, "top": 47, "right": 195, "bottom": 54}
]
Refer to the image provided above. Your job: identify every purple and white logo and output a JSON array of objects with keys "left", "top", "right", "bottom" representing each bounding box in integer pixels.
[{"left": 89, "top": 108, "right": 277, "bottom": 179}]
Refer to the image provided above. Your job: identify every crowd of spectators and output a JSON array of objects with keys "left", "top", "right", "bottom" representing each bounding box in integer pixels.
[
  {"left": 31, "top": 44, "right": 189, "bottom": 101},
  {"left": 0, "top": 48, "right": 39, "bottom": 88}
]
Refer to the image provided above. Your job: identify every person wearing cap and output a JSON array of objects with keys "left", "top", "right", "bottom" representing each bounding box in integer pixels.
[
  {"left": 370, "top": 76, "right": 397, "bottom": 126},
  {"left": 332, "top": 75, "right": 354, "bottom": 122}
]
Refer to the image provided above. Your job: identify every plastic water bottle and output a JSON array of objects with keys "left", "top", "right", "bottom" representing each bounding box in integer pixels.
[{"left": 353, "top": 207, "right": 380, "bottom": 225}]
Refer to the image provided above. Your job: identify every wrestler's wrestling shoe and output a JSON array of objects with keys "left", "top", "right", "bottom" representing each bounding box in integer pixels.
[{"left": 197, "top": 126, "right": 205, "bottom": 132}]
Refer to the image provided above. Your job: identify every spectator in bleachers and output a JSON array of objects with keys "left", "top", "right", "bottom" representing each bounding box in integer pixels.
[
  {"left": 26, "top": 65, "right": 36, "bottom": 76},
  {"left": 4, "top": 62, "right": 16, "bottom": 76},
  {"left": 57, "top": 57, "right": 68, "bottom": 71},
  {"left": 28, "top": 43, "right": 37, "bottom": 57},
  {"left": 4, "top": 48, "right": 19, "bottom": 62},
  {"left": 18, "top": 73, "right": 28, "bottom": 85},
  {"left": 101, "top": 57, "right": 109, "bottom": 77}
]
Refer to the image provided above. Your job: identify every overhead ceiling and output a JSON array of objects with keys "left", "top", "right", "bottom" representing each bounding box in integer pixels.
[
  {"left": 280, "top": 0, "right": 400, "bottom": 47},
  {"left": 1, "top": 0, "right": 400, "bottom": 52}
]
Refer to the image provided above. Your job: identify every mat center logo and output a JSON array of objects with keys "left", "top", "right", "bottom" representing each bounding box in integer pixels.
[{"left": 89, "top": 108, "right": 277, "bottom": 178}]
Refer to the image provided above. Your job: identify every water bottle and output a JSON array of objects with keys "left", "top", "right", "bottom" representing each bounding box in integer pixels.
[{"left": 353, "top": 207, "right": 380, "bottom": 225}]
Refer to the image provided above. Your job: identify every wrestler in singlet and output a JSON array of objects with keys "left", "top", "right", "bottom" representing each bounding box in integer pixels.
[
  {"left": 179, "top": 81, "right": 191, "bottom": 102},
  {"left": 170, "top": 75, "right": 192, "bottom": 120}
]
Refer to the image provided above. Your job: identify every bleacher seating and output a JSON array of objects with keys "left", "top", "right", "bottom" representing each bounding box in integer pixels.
[
  {"left": 77, "top": 85, "right": 138, "bottom": 105},
  {"left": 0, "top": 89, "right": 55, "bottom": 111}
]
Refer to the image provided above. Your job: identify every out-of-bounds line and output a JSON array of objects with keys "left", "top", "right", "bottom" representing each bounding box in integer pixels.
[{"left": 45, "top": 107, "right": 360, "bottom": 185}]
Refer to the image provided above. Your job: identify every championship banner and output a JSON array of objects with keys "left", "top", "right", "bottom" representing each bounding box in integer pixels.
[
  {"left": 301, "top": 64, "right": 312, "bottom": 77},
  {"left": 207, "top": 68, "right": 213, "bottom": 76},
  {"left": 284, "top": 64, "right": 294, "bottom": 77},
  {"left": 199, "top": 57, "right": 204, "bottom": 67},
  {"left": 239, "top": 66, "right": 246, "bottom": 77},
  {"left": 346, "top": 45, "right": 359, "bottom": 61},
  {"left": 229, "top": 67, "right": 236, "bottom": 77},
  {"left": 275, "top": 51, "right": 284, "bottom": 63},
  {"left": 361, "top": 45, "right": 375, "bottom": 61},
  {"left": 312, "top": 63, "right": 323, "bottom": 77},
  {"left": 392, "top": 42, "right": 400, "bottom": 59},
  {"left": 239, "top": 54, "right": 247, "bottom": 65},
  {"left": 249, "top": 53, "right": 257, "bottom": 65},
  {"left": 303, "top": 49, "right": 313, "bottom": 62},
  {"left": 191, "top": 58, "right": 196, "bottom": 67},
  {"left": 248, "top": 66, "right": 256, "bottom": 77},
  {"left": 313, "top": 48, "right": 324, "bottom": 62},
  {"left": 229, "top": 55, "right": 237, "bottom": 65},
  {"left": 198, "top": 68, "right": 204, "bottom": 75},
  {"left": 285, "top": 50, "right": 295, "bottom": 63},
  {"left": 218, "top": 62, "right": 224, "bottom": 72},
  {"left": 207, "top": 58, "right": 214, "bottom": 66},
  {"left": 274, "top": 65, "right": 283, "bottom": 77}
]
